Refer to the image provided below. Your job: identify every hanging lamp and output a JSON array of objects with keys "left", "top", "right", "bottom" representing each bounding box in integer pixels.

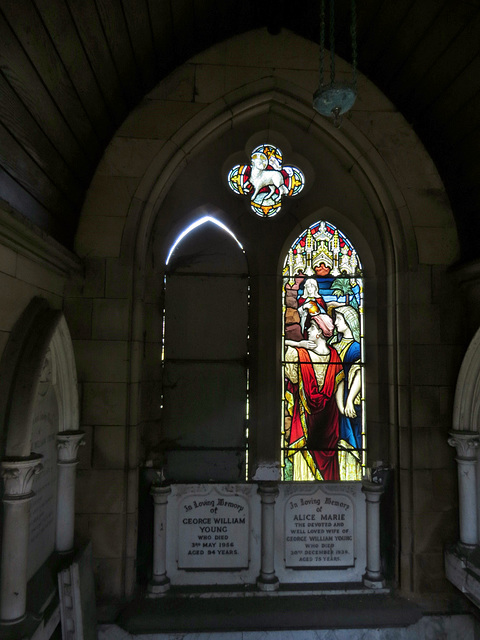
[{"left": 313, "top": 0, "right": 358, "bottom": 128}]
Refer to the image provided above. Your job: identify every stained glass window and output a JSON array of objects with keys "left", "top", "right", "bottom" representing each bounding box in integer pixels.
[
  {"left": 282, "top": 220, "right": 365, "bottom": 482},
  {"left": 228, "top": 144, "right": 305, "bottom": 218}
]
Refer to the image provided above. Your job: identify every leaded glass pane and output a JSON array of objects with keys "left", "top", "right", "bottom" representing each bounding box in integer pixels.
[
  {"left": 282, "top": 221, "right": 365, "bottom": 482},
  {"left": 161, "top": 219, "right": 249, "bottom": 482},
  {"left": 228, "top": 143, "right": 305, "bottom": 218}
]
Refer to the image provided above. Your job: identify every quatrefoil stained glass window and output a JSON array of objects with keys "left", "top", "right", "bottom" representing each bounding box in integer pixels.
[{"left": 228, "top": 144, "right": 305, "bottom": 218}]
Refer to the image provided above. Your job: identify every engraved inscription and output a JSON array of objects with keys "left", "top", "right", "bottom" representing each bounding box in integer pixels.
[
  {"left": 285, "top": 493, "right": 354, "bottom": 568},
  {"left": 178, "top": 492, "right": 249, "bottom": 570},
  {"left": 27, "top": 383, "right": 59, "bottom": 579}
]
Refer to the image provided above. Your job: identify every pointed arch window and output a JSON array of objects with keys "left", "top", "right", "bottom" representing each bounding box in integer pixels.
[
  {"left": 160, "top": 216, "right": 249, "bottom": 482},
  {"left": 282, "top": 220, "right": 365, "bottom": 481}
]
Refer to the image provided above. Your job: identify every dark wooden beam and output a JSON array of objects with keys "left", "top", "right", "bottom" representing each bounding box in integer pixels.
[
  {"left": 66, "top": 0, "right": 129, "bottom": 123},
  {"left": 357, "top": 0, "right": 415, "bottom": 69},
  {"left": 0, "top": 72, "right": 84, "bottom": 205},
  {"left": 391, "top": 3, "right": 477, "bottom": 106},
  {"left": 33, "top": 0, "right": 114, "bottom": 142},
  {"left": 430, "top": 56, "right": 480, "bottom": 144},
  {"left": 381, "top": 0, "right": 447, "bottom": 92},
  {"left": 121, "top": 0, "right": 158, "bottom": 91},
  {"left": 413, "top": 9, "right": 480, "bottom": 118},
  {"left": 0, "top": 120, "right": 79, "bottom": 214},
  {"left": 1, "top": 0, "right": 102, "bottom": 163},
  {"left": 171, "top": 0, "right": 196, "bottom": 61},
  {"left": 0, "top": 9, "right": 92, "bottom": 178},
  {"left": 0, "top": 166, "right": 72, "bottom": 241},
  {"left": 95, "top": 0, "right": 143, "bottom": 105}
]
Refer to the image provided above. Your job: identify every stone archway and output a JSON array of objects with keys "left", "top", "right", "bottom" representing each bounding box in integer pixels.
[
  {"left": 453, "top": 327, "right": 480, "bottom": 434},
  {"left": 71, "top": 28, "right": 460, "bottom": 600},
  {"left": 0, "top": 297, "right": 84, "bottom": 625}
]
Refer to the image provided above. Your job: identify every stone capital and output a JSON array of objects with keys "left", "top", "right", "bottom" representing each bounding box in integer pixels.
[
  {"left": 257, "top": 481, "right": 279, "bottom": 503},
  {"left": 150, "top": 483, "right": 172, "bottom": 504},
  {"left": 361, "top": 479, "right": 385, "bottom": 503},
  {"left": 448, "top": 430, "right": 480, "bottom": 461},
  {"left": 57, "top": 430, "right": 85, "bottom": 463},
  {"left": 1, "top": 454, "right": 43, "bottom": 500}
]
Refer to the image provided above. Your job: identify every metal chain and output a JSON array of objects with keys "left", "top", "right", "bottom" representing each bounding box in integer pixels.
[
  {"left": 318, "top": 0, "right": 357, "bottom": 92},
  {"left": 329, "top": 0, "right": 335, "bottom": 85},
  {"left": 319, "top": 0, "right": 325, "bottom": 87},
  {"left": 351, "top": 0, "right": 358, "bottom": 88}
]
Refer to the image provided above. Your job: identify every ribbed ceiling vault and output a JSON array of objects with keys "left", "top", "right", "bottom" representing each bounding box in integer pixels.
[{"left": 0, "top": 0, "right": 479, "bottom": 261}]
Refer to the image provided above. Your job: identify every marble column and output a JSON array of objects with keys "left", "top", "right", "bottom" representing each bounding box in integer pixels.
[
  {"left": 148, "top": 480, "right": 171, "bottom": 597},
  {"left": 362, "top": 479, "right": 385, "bottom": 589},
  {"left": 55, "top": 430, "right": 85, "bottom": 553},
  {"left": 0, "top": 454, "right": 43, "bottom": 623},
  {"left": 448, "top": 430, "right": 480, "bottom": 548},
  {"left": 256, "top": 482, "right": 279, "bottom": 592}
]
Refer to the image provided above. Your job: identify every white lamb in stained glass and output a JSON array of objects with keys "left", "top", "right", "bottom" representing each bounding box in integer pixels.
[
  {"left": 249, "top": 151, "right": 288, "bottom": 201},
  {"left": 227, "top": 143, "right": 305, "bottom": 218}
]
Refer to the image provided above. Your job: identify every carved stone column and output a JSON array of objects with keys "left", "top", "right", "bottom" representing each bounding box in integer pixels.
[
  {"left": 256, "top": 482, "right": 279, "bottom": 592},
  {"left": 0, "top": 454, "right": 43, "bottom": 623},
  {"left": 362, "top": 479, "right": 385, "bottom": 589},
  {"left": 56, "top": 431, "right": 85, "bottom": 553},
  {"left": 448, "top": 430, "right": 480, "bottom": 548},
  {"left": 148, "top": 480, "right": 171, "bottom": 597}
]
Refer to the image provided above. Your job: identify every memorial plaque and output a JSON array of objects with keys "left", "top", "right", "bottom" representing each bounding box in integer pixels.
[
  {"left": 178, "top": 490, "right": 249, "bottom": 569},
  {"left": 28, "top": 357, "right": 59, "bottom": 579},
  {"left": 285, "top": 491, "right": 354, "bottom": 568}
]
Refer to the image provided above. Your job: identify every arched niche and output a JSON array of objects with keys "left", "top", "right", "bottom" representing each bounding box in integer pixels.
[
  {"left": 452, "top": 326, "right": 480, "bottom": 541},
  {"left": 0, "top": 297, "right": 80, "bottom": 580},
  {"left": 453, "top": 326, "right": 480, "bottom": 433},
  {"left": 127, "top": 87, "right": 419, "bottom": 593},
  {"left": 125, "top": 86, "right": 406, "bottom": 478},
  {"left": 73, "top": 29, "right": 460, "bottom": 597},
  {"left": 140, "top": 102, "right": 394, "bottom": 475},
  {"left": 446, "top": 327, "right": 480, "bottom": 605},
  {"left": 104, "top": 63, "right": 454, "bottom": 492},
  {"left": 0, "top": 297, "right": 79, "bottom": 457}
]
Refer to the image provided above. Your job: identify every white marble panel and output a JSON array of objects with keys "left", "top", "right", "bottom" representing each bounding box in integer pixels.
[
  {"left": 284, "top": 492, "right": 354, "bottom": 569},
  {"left": 27, "top": 370, "right": 59, "bottom": 579},
  {"left": 178, "top": 491, "right": 249, "bottom": 570},
  {"left": 166, "top": 484, "right": 261, "bottom": 585},
  {"left": 275, "top": 482, "right": 366, "bottom": 584}
]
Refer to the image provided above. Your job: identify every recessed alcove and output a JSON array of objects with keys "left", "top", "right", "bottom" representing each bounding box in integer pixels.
[{"left": 0, "top": 20, "right": 475, "bottom": 639}]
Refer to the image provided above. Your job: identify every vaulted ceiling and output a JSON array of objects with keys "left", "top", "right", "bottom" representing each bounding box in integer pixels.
[{"left": 0, "top": 0, "right": 479, "bottom": 261}]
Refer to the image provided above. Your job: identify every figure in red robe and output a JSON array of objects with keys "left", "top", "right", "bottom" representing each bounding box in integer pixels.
[{"left": 285, "top": 313, "right": 344, "bottom": 481}]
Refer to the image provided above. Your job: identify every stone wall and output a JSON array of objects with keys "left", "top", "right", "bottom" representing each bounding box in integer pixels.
[
  {"left": 63, "top": 255, "right": 134, "bottom": 599},
  {"left": 0, "top": 202, "right": 72, "bottom": 355}
]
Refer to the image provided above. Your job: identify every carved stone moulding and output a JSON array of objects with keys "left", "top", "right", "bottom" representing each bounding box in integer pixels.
[
  {"left": 1, "top": 454, "right": 43, "bottom": 500},
  {"left": 448, "top": 429, "right": 480, "bottom": 461},
  {"left": 57, "top": 430, "right": 86, "bottom": 464}
]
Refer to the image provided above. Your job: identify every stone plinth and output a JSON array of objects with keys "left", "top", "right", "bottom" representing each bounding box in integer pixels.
[
  {"left": 0, "top": 455, "right": 43, "bottom": 623},
  {"left": 148, "top": 482, "right": 171, "bottom": 597},
  {"left": 256, "top": 482, "right": 279, "bottom": 592},
  {"left": 362, "top": 479, "right": 385, "bottom": 589},
  {"left": 56, "top": 431, "right": 85, "bottom": 553},
  {"left": 448, "top": 430, "right": 479, "bottom": 548}
]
